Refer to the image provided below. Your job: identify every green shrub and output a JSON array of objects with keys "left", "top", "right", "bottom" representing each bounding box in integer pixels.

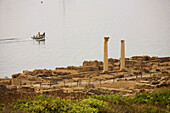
[
  {"left": 12, "top": 95, "right": 108, "bottom": 113},
  {"left": 90, "top": 94, "right": 121, "bottom": 105},
  {"left": 80, "top": 98, "right": 108, "bottom": 108},
  {"left": 0, "top": 104, "right": 5, "bottom": 111},
  {"left": 126, "top": 89, "right": 170, "bottom": 109}
]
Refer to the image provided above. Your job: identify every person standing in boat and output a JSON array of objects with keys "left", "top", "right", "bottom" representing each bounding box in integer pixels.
[{"left": 37, "top": 32, "right": 40, "bottom": 38}]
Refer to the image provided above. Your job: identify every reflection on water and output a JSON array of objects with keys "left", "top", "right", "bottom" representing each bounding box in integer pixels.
[
  {"left": 0, "top": 0, "right": 170, "bottom": 78},
  {"left": 35, "top": 40, "right": 45, "bottom": 45}
]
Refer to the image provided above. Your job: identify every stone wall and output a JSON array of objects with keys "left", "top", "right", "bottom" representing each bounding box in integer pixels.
[
  {"left": 77, "top": 66, "right": 99, "bottom": 73},
  {"left": 125, "top": 60, "right": 137, "bottom": 67},
  {"left": 108, "top": 64, "right": 114, "bottom": 71},
  {"left": 130, "top": 56, "right": 151, "bottom": 61},
  {"left": 83, "top": 61, "right": 103, "bottom": 67},
  {"left": 12, "top": 78, "right": 21, "bottom": 86},
  {"left": 83, "top": 60, "right": 116, "bottom": 71},
  {"left": 158, "top": 57, "right": 170, "bottom": 62}
]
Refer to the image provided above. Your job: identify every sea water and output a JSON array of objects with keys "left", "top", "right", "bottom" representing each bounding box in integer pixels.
[{"left": 0, "top": 0, "right": 170, "bottom": 77}]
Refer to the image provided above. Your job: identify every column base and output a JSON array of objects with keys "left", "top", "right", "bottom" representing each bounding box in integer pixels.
[
  {"left": 120, "top": 69, "right": 127, "bottom": 72},
  {"left": 102, "top": 71, "right": 109, "bottom": 74}
]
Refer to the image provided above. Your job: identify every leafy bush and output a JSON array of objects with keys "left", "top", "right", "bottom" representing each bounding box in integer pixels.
[
  {"left": 80, "top": 98, "right": 108, "bottom": 108},
  {"left": 12, "top": 95, "right": 108, "bottom": 113},
  {"left": 90, "top": 93, "right": 122, "bottom": 105},
  {"left": 126, "top": 89, "right": 170, "bottom": 109},
  {"left": 0, "top": 104, "right": 4, "bottom": 111}
]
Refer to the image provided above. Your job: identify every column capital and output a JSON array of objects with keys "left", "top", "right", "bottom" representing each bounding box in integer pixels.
[
  {"left": 104, "top": 37, "right": 110, "bottom": 42},
  {"left": 121, "top": 40, "right": 124, "bottom": 42}
]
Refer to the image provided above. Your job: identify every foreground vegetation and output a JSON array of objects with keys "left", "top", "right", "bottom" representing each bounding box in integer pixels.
[{"left": 0, "top": 89, "right": 170, "bottom": 113}]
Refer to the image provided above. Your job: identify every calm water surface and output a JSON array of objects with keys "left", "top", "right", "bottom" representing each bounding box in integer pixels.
[{"left": 0, "top": 0, "right": 170, "bottom": 77}]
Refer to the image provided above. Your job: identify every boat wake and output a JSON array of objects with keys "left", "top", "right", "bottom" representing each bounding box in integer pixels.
[{"left": 0, "top": 37, "right": 32, "bottom": 44}]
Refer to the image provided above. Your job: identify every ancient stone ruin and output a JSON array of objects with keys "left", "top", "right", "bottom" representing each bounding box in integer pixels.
[{"left": 1, "top": 37, "right": 169, "bottom": 97}]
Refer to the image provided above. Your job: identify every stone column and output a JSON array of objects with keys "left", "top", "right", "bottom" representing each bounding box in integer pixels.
[
  {"left": 120, "top": 40, "right": 125, "bottom": 70},
  {"left": 103, "top": 37, "right": 109, "bottom": 72}
]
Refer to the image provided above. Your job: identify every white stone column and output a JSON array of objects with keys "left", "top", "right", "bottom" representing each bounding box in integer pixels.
[
  {"left": 103, "top": 37, "right": 109, "bottom": 72},
  {"left": 120, "top": 40, "right": 125, "bottom": 70}
]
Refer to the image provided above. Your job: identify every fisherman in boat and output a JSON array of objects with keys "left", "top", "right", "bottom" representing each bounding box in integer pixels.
[
  {"left": 34, "top": 32, "right": 40, "bottom": 38},
  {"left": 37, "top": 32, "right": 40, "bottom": 38}
]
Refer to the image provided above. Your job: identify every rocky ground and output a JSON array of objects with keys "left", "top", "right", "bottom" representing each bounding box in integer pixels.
[{"left": 0, "top": 73, "right": 169, "bottom": 104}]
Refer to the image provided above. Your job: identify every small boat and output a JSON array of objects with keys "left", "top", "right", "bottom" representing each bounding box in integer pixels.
[
  {"left": 32, "top": 32, "right": 45, "bottom": 41},
  {"left": 35, "top": 37, "right": 45, "bottom": 41}
]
